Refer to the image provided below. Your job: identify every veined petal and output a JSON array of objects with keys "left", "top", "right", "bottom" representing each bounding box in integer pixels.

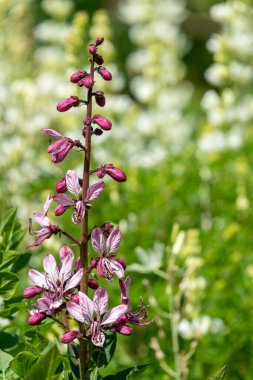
[
  {"left": 93, "top": 287, "right": 108, "bottom": 316},
  {"left": 106, "top": 228, "right": 121, "bottom": 253},
  {"left": 119, "top": 276, "right": 131, "bottom": 305},
  {"left": 64, "top": 268, "right": 83, "bottom": 292},
  {"left": 85, "top": 182, "right": 105, "bottom": 202},
  {"left": 53, "top": 193, "right": 75, "bottom": 206},
  {"left": 59, "top": 253, "right": 74, "bottom": 283},
  {"left": 59, "top": 246, "right": 74, "bottom": 262},
  {"left": 37, "top": 297, "right": 50, "bottom": 311},
  {"left": 91, "top": 227, "right": 105, "bottom": 254},
  {"left": 108, "top": 259, "right": 125, "bottom": 278},
  {"left": 66, "top": 170, "right": 81, "bottom": 197},
  {"left": 78, "top": 291, "right": 94, "bottom": 322},
  {"left": 72, "top": 201, "right": 85, "bottom": 224},
  {"left": 41, "top": 128, "right": 65, "bottom": 140},
  {"left": 89, "top": 322, "right": 105, "bottom": 347},
  {"left": 34, "top": 212, "right": 46, "bottom": 227},
  {"left": 102, "top": 304, "right": 128, "bottom": 325},
  {"left": 43, "top": 195, "right": 53, "bottom": 216},
  {"left": 43, "top": 254, "right": 59, "bottom": 282},
  {"left": 28, "top": 269, "right": 47, "bottom": 288},
  {"left": 67, "top": 302, "right": 85, "bottom": 323}
]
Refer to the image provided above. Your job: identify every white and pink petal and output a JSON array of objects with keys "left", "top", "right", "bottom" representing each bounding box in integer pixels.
[
  {"left": 91, "top": 227, "right": 105, "bottom": 254},
  {"left": 66, "top": 170, "right": 81, "bottom": 197},
  {"left": 106, "top": 228, "right": 121, "bottom": 253}
]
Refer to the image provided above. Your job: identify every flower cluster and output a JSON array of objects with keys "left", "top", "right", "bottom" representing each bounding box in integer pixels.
[{"left": 25, "top": 36, "right": 150, "bottom": 371}]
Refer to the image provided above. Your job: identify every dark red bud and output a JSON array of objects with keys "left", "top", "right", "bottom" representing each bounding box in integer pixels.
[
  {"left": 90, "top": 258, "right": 99, "bottom": 269},
  {"left": 56, "top": 177, "right": 67, "bottom": 193},
  {"left": 98, "top": 66, "right": 112, "bottom": 81},
  {"left": 50, "top": 225, "right": 60, "bottom": 234},
  {"left": 94, "top": 91, "right": 106, "bottom": 107},
  {"left": 71, "top": 294, "right": 79, "bottom": 304},
  {"left": 100, "top": 222, "right": 114, "bottom": 237},
  {"left": 55, "top": 205, "right": 67, "bottom": 216},
  {"left": 116, "top": 258, "right": 127, "bottom": 269},
  {"left": 96, "top": 168, "right": 105, "bottom": 179},
  {"left": 94, "top": 54, "right": 104, "bottom": 65},
  {"left": 94, "top": 128, "right": 103, "bottom": 136},
  {"left": 111, "top": 323, "right": 132, "bottom": 335},
  {"left": 61, "top": 330, "right": 82, "bottom": 343},
  {"left": 23, "top": 286, "right": 42, "bottom": 299},
  {"left": 83, "top": 118, "right": 92, "bottom": 125},
  {"left": 70, "top": 71, "right": 88, "bottom": 83},
  {"left": 29, "top": 313, "right": 46, "bottom": 325},
  {"left": 57, "top": 96, "right": 80, "bottom": 112},
  {"left": 116, "top": 314, "right": 128, "bottom": 323},
  {"left": 104, "top": 165, "right": 127, "bottom": 182},
  {"left": 88, "top": 279, "right": 99, "bottom": 290},
  {"left": 89, "top": 45, "right": 97, "bottom": 55},
  {"left": 93, "top": 114, "right": 112, "bottom": 131},
  {"left": 96, "top": 37, "right": 104, "bottom": 46},
  {"left": 83, "top": 76, "right": 94, "bottom": 89}
]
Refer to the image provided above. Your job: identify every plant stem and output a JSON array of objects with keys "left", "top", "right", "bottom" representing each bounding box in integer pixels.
[
  {"left": 79, "top": 57, "right": 95, "bottom": 379},
  {"left": 61, "top": 229, "right": 80, "bottom": 246}
]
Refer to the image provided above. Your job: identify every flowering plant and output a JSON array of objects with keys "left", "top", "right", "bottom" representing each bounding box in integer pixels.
[{"left": 24, "top": 37, "right": 151, "bottom": 379}]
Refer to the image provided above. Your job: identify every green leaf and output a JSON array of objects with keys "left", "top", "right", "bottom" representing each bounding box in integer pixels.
[
  {"left": 9, "top": 228, "right": 27, "bottom": 250},
  {"left": 0, "top": 251, "right": 19, "bottom": 271},
  {"left": 207, "top": 365, "right": 227, "bottom": 380},
  {"left": 0, "top": 350, "right": 13, "bottom": 375},
  {"left": 0, "top": 271, "right": 19, "bottom": 300},
  {"left": 67, "top": 344, "right": 80, "bottom": 379},
  {"left": 92, "top": 332, "right": 117, "bottom": 369},
  {"left": 0, "top": 332, "right": 19, "bottom": 350},
  {"left": 11, "top": 253, "right": 31, "bottom": 273},
  {"left": 24, "top": 330, "right": 49, "bottom": 355},
  {"left": 0, "top": 209, "right": 17, "bottom": 235},
  {"left": 10, "top": 351, "right": 38, "bottom": 378},
  {"left": 24, "top": 342, "right": 59, "bottom": 380},
  {"left": 103, "top": 365, "right": 149, "bottom": 380}
]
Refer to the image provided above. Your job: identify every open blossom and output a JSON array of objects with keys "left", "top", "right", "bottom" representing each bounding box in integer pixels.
[
  {"left": 67, "top": 288, "right": 128, "bottom": 347},
  {"left": 53, "top": 170, "right": 105, "bottom": 224},
  {"left": 91, "top": 227, "right": 126, "bottom": 280},
  {"left": 117, "top": 277, "right": 152, "bottom": 326},
  {"left": 28, "top": 195, "right": 60, "bottom": 248},
  {"left": 41, "top": 129, "right": 77, "bottom": 164},
  {"left": 27, "top": 249, "right": 83, "bottom": 299}
]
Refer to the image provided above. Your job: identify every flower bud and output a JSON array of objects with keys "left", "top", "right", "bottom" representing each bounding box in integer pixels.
[
  {"left": 23, "top": 286, "right": 42, "bottom": 299},
  {"left": 116, "top": 314, "right": 128, "bottom": 323},
  {"left": 57, "top": 96, "right": 80, "bottom": 112},
  {"left": 70, "top": 71, "right": 87, "bottom": 83},
  {"left": 89, "top": 258, "right": 99, "bottom": 270},
  {"left": 89, "top": 45, "right": 97, "bottom": 55},
  {"left": 93, "top": 114, "right": 112, "bottom": 131},
  {"left": 94, "top": 54, "right": 104, "bottom": 65},
  {"left": 29, "top": 312, "right": 46, "bottom": 325},
  {"left": 55, "top": 205, "right": 67, "bottom": 216},
  {"left": 81, "top": 76, "right": 93, "bottom": 89},
  {"left": 94, "top": 128, "right": 103, "bottom": 136},
  {"left": 56, "top": 177, "right": 67, "bottom": 193},
  {"left": 88, "top": 279, "right": 99, "bottom": 290},
  {"left": 83, "top": 118, "right": 92, "bottom": 125},
  {"left": 96, "top": 168, "right": 105, "bottom": 179},
  {"left": 94, "top": 91, "right": 106, "bottom": 107},
  {"left": 111, "top": 324, "right": 132, "bottom": 335},
  {"left": 61, "top": 330, "right": 82, "bottom": 344},
  {"left": 100, "top": 222, "right": 114, "bottom": 237},
  {"left": 116, "top": 258, "right": 127, "bottom": 269},
  {"left": 50, "top": 225, "right": 60, "bottom": 234},
  {"left": 71, "top": 294, "right": 79, "bottom": 304},
  {"left": 98, "top": 66, "right": 112, "bottom": 81},
  {"left": 104, "top": 164, "right": 127, "bottom": 182},
  {"left": 96, "top": 37, "right": 104, "bottom": 46}
]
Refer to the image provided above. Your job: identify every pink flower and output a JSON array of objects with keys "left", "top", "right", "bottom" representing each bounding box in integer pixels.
[
  {"left": 28, "top": 251, "right": 83, "bottom": 298},
  {"left": 97, "top": 66, "right": 112, "bottom": 81},
  {"left": 61, "top": 330, "right": 82, "bottom": 344},
  {"left": 42, "top": 129, "right": 76, "bottom": 164},
  {"left": 91, "top": 227, "right": 125, "bottom": 280},
  {"left": 67, "top": 288, "right": 128, "bottom": 347},
  {"left": 23, "top": 286, "right": 43, "bottom": 299},
  {"left": 57, "top": 96, "right": 80, "bottom": 112},
  {"left": 28, "top": 195, "right": 60, "bottom": 248},
  {"left": 53, "top": 170, "right": 105, "bottom": 224},
  {"left": 93, "top": 114, "right": 112, "bottom": 131},
  {"left": 70, "top": 71, "right": 88, "bottom": 83},
  {"left": 28, "top": 311, "right": 47, "bottom": 325}
]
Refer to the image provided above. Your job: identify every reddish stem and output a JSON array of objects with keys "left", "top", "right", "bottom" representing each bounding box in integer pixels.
[{"left": 61, "top": 229, "right": 80, "bottom": 246}]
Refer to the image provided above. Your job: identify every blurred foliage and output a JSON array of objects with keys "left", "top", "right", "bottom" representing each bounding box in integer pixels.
[{"left": 1, "top": 0, "right": 253, "bottom": 379}]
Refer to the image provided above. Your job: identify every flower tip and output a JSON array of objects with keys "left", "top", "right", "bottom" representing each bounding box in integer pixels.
[{"left": 95, "top": 37, "right": 104, "bottom": 46}]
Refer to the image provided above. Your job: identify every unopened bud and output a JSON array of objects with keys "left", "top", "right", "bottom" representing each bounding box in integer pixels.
[
  {"left": 96, "top": 168, "right": 105, "bottom": 179},
  {"left": 98, "top": 66, "right": 112, "bottom": 81},
  {"left": 111, "top": 324, "right": 132, "bottom": 335},
  {"left": 56, "top": 177, "right": 67, "bottom": 193},
  {"left": 93, "top": 114, "right": 112, "bottom": 131},
  {"left": 55, "top": 205, "right": 67, "bottom": 216},
  {"left": 29, "top": 312, "right": 46, "bottom": 325},
  {"left": 61, "top": 330, "right": 82, "bottom": 344},
  {"left": 104, "top": 164, "right": 126, "bottom": 182},
  {"left": 83, "top": 118, "right": 92, "bottom": 125},
  {"left": 94, "top": 128, "right": 103, "bottom": 136},
  {"left": 94, "top": 54, "right": 104, "bottom": 65},
  {"left": 50, "top": 225, "right": 60, "bottom": 234},
  {"left": 116, "top": 314, "right": 128, "bottom": 323},
  {"left": 89, "top": 45, "right": 97, "bottom": 55},
  {"left": 96, "top": 37, "right": 104, "bottom": 46},
  {"left": 88, "top": 279, "right": 99, "bottom": 289},
  {"left": 57, "top": 96, "right": 80, "bottom": 112},
  {"left": 71, "top": 294, "right": 79, "bottom": 304},
  {"left": 100, "top": 222, "right": 114, "bottom": 237},
  {"left": 116, "top": 258, "right": 127, "bottom": 269},
  {"left": 94, "top": 91, "right": 105, "bottom": 107},
  {"left": 82, "top": 76, "right": 94, "bottom": 89},
  {"left": 23, "top": 286, "right": 42, "bottom": 299},
  {"left": 70, "top": 71, "right": 87, "bottom": 83}
]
